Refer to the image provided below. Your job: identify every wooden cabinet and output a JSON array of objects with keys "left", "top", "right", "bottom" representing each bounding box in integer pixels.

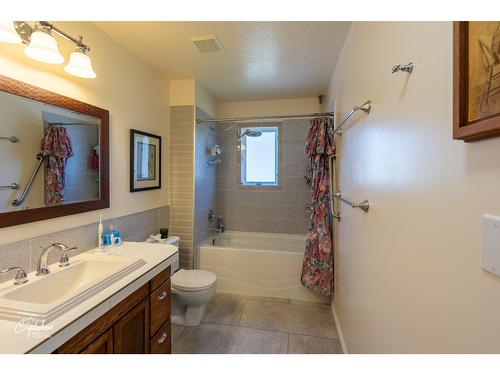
[
  {"left": 113, "top": 298, "right": 149, "bottom": 354},
  {"left": 80, "top": 329, "right": 113, "bottom": 354},
  {"left": 150, "top": 279, "right": 171, "bottom": 337},
  {"left": 56, "top": 265, "right": 171, "bottom": 354},
  {"left": 150, "top": 319, "right": 171, "bottom": 354}
]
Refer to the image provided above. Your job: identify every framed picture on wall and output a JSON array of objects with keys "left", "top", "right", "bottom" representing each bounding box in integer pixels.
[
  {"left": 453, "top": 21, "right": 500, "bottom": 142},
  {"left": 130, "top": 129, "right": 161, "bottom": 192}
]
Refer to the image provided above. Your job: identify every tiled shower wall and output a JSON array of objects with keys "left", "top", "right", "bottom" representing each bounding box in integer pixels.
[
  {"left": 217, "top": 119, "right": 311, "bottom": 234},
  {"left": 169, "top": 106, "right": 195, "bottom": 269},
  {"left": 193, "top": 118, "right": 217, "bottom": 268},
  {"left": 0, "top": 206, "right": 169, "bottom": 284}
]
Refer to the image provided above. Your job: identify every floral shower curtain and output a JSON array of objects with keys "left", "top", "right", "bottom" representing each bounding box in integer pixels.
[
  {"left": 301, "top": 116, "right": 335, "bottom": 295},
  {"left": 41, "top": 124, "right": 73, "bottom": 206}
]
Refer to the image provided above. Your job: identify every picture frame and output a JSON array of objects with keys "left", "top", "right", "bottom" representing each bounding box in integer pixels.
[
  {"left": 130, "top": 129, "right": 161, "bottom": 192},
  {"left": 453, "top": 21, "right": 500, "bottom": 142}
]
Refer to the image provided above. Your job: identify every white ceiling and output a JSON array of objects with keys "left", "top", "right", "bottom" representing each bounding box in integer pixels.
[{"left": 94, "top": 22, "right": 351, "bottom": 101}]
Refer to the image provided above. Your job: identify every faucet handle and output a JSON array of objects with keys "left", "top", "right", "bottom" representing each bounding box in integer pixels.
[
  {"left": 52, "top": 243, "right": 78, "bottom": 252},
  {"left": 0, "top": 266, "right": 28, "bottom": 285},
  {"left": 58, "top": 246, "right": 77, "bottom": 268},
  {"left": 59, "top": 253, "right": 70, "bottom": 268}
]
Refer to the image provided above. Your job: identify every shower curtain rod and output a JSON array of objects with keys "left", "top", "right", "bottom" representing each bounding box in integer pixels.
[{"left": 196, "top": 112, "right": 334, "bottom": 124}]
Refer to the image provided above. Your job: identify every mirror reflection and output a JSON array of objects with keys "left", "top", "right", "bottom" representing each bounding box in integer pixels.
[{"left": 0, "top": 90, "right": 101, "bottom": 212}]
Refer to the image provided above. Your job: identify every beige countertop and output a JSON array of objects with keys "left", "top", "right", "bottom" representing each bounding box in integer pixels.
[{"left": 0, "top": 241, "right": 179, "bottom": 354}]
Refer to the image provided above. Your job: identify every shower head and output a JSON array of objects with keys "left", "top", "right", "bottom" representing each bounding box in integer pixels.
[{"left": 238, "top": 129, "right": 262, "bottom": 140}]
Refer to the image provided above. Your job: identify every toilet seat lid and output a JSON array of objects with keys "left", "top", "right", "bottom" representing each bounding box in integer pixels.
[{"left": 171, "top": 269, "right": 217, "bottom": 291}]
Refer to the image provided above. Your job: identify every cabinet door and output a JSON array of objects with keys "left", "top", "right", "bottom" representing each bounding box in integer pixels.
[
  {"left": 80, "top": 329, "right": 113, "bottom": 354},
  {"left": 113, "top": 298, "right": 150, "bottom": 353}
]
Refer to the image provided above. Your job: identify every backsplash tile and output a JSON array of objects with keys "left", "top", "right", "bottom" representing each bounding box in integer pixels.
[{"left": 0, "top": 206, "right": 169, "bottom": 285}]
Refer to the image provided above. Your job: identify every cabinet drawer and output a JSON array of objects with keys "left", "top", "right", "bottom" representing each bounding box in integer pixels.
[
  {"left": 150, "top": 265, "right": 171, "bottom": 292},
  {"left": 150, "top": 279, "right": 171, "bottom": 336},
  {"left": 150, "top": 319, "right": 171, "bottom": 354}
]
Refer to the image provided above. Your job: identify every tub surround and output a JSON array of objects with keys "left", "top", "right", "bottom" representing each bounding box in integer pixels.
[
  {"left": 169, "top": 105, "right": 195, "bottom": 269},
  {"left": 194, "top": 109, "right": 217, "bottom": 268},
  {"left": 216, "top": 118, "right": 312, "bottom": 234},
  {"left": 0, "top": 241, "right": 178, "bottom": 354}
]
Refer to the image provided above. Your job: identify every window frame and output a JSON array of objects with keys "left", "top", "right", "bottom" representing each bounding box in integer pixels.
[{"left": 239, "top": 124, "right": 281, "bottom": 187}]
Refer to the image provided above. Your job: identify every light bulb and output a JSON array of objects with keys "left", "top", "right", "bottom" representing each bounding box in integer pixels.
[
  {"left": 64, "top": 48, "right": 96, "bottom": 79},
  {"left": 24, "top": 27, "right": 64, "bottom": 64},
  {"left": 0, "top": 21, "right": 22, "bottom": 44}
]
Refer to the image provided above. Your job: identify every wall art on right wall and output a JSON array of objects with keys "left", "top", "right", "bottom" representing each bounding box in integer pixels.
[{"left": 454, "top": 21, "right": 500, "bottom": 142}]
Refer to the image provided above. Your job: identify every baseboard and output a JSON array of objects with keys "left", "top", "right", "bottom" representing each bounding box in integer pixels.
[{"left": 331, "top": 302, "right": 348, "bottom": 354}]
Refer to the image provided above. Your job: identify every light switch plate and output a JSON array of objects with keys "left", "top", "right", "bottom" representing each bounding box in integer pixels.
[{"left": 482, "top": 214, "right": 500, "bottom": 277}]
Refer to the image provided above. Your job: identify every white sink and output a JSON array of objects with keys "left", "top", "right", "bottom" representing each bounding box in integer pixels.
[{"left": 0, "top": 253, "right": 145, "bottom": 322}]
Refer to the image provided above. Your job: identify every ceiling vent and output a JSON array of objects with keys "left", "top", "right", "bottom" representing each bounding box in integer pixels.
[{"left": 189, "top": 35, "right": 224, "bottom": 53}]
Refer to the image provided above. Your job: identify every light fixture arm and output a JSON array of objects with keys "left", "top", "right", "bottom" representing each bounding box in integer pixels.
[
  {"left": 13, "top": 21, "right": 90, "bottom": 52},
  {"left": 38, "top": 21, "right": 90, "bottom": 52}
]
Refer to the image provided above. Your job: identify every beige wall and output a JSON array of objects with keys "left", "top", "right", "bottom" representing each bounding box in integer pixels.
[
  {"left": 0, "top": 22, "right": 170, "bottom": 245},
  {"left": 328, "top": 21, "right": 500, "bottom": 353},
  {"left": 218, "top": 97, "right": 319, "bottom": 118}
]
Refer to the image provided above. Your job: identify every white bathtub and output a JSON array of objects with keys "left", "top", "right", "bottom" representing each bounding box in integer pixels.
[{"left": 199, "top": 231, "right": 329, "bottom": 303}]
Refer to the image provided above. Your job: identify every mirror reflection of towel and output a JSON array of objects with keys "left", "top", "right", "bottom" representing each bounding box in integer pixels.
[{"left": 40, "top": 124, "right": 74, "bottom": 206}]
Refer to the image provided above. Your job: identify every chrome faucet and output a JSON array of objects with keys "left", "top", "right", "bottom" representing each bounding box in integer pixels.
[
  {"left": 209, "top": 216, "right": 224, "bottom": 234},
  {"left": 0, "top": 266, "right": 28, "bottom": 285},
  {"left": 36, "top": 243, "right": 77, "bottom": 276}
]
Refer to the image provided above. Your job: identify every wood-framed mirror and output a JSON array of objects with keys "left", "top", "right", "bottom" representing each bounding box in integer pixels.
[{"left": 0, "top": 75, "right": 109, "bottom": 228}]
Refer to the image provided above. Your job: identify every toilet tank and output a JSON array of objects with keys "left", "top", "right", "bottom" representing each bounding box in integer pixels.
[{"left": 165, "top": 236, "right": 180, "bottom": 248}]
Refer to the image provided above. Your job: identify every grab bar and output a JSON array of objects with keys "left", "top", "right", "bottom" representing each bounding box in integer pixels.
[
  {"left": 0, "top": 136, "right": 19, "bottom": 143},
  {"left": 0, "top": 183, "right": 20, "bottom": 190},
  {"left": 332, "top": 191, "right": 369, "bottom": 213},
  {"left": 334, "top": 101, "right": 371, "bottom": 136},
  {"left": 12, "top": 153, "right": 45, "bottom": 207}
]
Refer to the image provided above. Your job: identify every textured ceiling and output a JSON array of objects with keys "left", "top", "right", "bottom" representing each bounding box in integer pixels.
[{"left": 94, "top": 21, "right": 351, "bottom": 101}]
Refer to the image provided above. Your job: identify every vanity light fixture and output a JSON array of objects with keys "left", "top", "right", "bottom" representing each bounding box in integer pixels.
[
  {"left": 0, "top": 21, "right": 22, "bottom": 44},
  {"left": 1, "top": 21, "right": 96, "bottom": 79},
  {"left": 24, "top": 23, "right": 65, "bottom": 64},
  {"left": 64, "top": 44, "right": 96, "bottom": 79}
]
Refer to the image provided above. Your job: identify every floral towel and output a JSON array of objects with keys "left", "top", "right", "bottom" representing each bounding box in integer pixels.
[
  {"left": 41, "top": 125, "right": 73, "bottom": 206},
  {"left": 301, "top": 116, "right": 335, "bottom": 295}
]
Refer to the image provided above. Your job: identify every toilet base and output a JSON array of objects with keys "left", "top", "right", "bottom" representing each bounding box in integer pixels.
[{"left": 171, "top": 304, "right": 207, "bottom": 327}]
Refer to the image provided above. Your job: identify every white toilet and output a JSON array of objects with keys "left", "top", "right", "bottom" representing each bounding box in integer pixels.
[{"left": 157, "top": 236, "right": 217, "bottom": 326}]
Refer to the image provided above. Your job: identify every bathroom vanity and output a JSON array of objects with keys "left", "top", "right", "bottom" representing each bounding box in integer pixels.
[
  {"left": 0, "top": 242, "right": 178, "bottom": 354},
  {"left": 56, "top": 265, "right": 172, "bottom": 354}
]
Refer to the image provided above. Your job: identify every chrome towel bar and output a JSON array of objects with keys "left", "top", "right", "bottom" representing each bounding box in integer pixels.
[
  {"left": 0, "top": 183, "right": 20, "bottom": 190},
  {"left": 332, "top": 191, "right": 369, "bottom": 213}
]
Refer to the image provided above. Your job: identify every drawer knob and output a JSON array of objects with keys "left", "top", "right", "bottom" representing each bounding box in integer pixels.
[
  {"left": 157, "top": 291, "right": 168, "bottom": 301},
  {"left": 158, "top": 331, "right": 168, "bottom": 344}
]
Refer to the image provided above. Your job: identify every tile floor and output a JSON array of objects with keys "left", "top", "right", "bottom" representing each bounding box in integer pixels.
[{"left": 172, "top": 293, "right": 342, "bottom": 354}]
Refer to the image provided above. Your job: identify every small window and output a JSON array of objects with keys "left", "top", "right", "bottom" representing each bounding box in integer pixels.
[{"left": 240, "top": 126, "right": 279, "bottom": 186}]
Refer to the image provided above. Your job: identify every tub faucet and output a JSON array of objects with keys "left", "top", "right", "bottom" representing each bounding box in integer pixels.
[
  {"left": 36, "top": 243, "right": 77, "bottom": 276},
  {"left": 209, "top": 216, "right": 224, "bottom": 234}
]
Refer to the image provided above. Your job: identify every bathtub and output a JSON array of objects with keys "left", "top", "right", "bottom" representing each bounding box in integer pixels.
[{"left": 199, "top": 231, "right": 329, "bottom": 304}]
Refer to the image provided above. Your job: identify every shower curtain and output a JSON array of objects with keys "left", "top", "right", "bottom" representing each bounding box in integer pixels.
[
  {"left": 41, "top": 124, "right": 73, "bottom": 206},
  {"left": 301, "top": 116, "right": 335, "bottom": 295}
]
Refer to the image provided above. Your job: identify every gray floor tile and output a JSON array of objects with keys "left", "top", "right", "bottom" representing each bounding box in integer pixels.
[
  {"left": 239, "top": 299, "right": 338, "bottom": 339},
  {"left": 171, "top": 324, "right": 185, "bottom": 344},
  {"left": 203, "top": 294, "right": 248, "bottom": 325},
  {"left": 288, "top": 334, "right": 342, "bottom": 354},
  {"left": 173, "top": 323, "right": 288, "bottom": 354}
]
